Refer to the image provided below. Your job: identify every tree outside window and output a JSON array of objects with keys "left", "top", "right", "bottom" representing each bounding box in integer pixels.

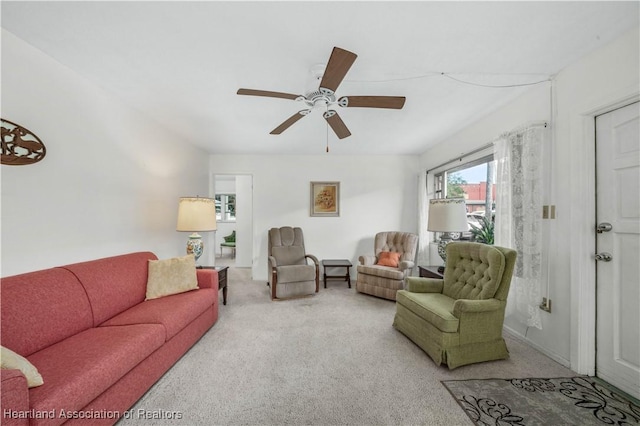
[
  {"left": 215, "top": 194, "right": 236, "bottom": 222},
  {"left": 447, "top": 173, "right": 467, "bottom": 198}
]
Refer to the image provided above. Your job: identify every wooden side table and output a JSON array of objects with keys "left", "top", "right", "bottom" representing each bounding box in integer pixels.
[
  {"left": 418, "top": 265, "right": 444, "bottom": 279},
  {"left": 197, "top": 265, "right": 229, "bottom": 305},
  {"left": 321, "top": 259, "right": 352, "bottom": 288}
]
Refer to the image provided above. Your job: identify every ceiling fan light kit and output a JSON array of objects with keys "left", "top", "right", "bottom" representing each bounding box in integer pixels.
[{"left": 237, "top": 46, "right": 406, "bottom": 141}]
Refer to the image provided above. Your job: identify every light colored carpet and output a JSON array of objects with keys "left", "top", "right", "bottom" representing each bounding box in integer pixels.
[{"left": 118, "top": 268, "right": 575, "bottom": 425}]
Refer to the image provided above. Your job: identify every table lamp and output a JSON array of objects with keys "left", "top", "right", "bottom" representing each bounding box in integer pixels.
[
  {"left": 427, "top": 198, "right": 468, "bottom": 272},
  {"left": 176, "top": 196, "right": 217, "bottom": 264}
]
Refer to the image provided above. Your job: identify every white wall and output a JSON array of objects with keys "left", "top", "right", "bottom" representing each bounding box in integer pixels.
[
  {"left": 1, "top": 30, "right": 210, "bottom": 276},
  {"left": 210, "top": 154, "right": 419, "bottom": 281},
  {"left": 419, "top": 27, "right": 639, "bottom": 369}
]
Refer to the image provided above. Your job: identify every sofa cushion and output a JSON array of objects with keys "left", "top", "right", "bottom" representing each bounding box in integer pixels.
[
  {"left": 100, "top": 288, "right": 216, "bottom": 340},
  {"left": 376, "top": 251, "right": 401, "bottom": 267},
  {"left": 1, "top": 346, "right": 43, "bottom": 388},
  {"left": 1, "top": 268, "right": 93, "bottom": 356},
  {"left": 396, "top": 291, "right": 459, "bottom": 333},
  {"left": 61, "top": 252, "right": 157, "bottom": 326},
  {"left": 27, "top": 324, "right": 164, "bottom": 418},
  {"left": 443, "top": 244, "right": 506, "bottom": 300},
  {"left": 276, "top": 265, "right": 316, "bottom": 284},
  {"left": 145, "top": 255, "right": 198, "bottom": 300},
  {"left": 357, "top": 264, "right": 404, "bottom": 280},
  {"left": 1, "top": 369, "right": 29, "bottom": 417}
]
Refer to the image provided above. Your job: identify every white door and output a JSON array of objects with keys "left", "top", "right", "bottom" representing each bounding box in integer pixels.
[{"left": 595, "top": 101, "right": 640, "bottom": 399}]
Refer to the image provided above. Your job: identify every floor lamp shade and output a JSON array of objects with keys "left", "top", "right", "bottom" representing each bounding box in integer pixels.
[
  {"left": 177, "top": 197, "right": 217, "bottom": 262},
  {"left": 427, "top": 198, "right": 468, "bottom": 268}
]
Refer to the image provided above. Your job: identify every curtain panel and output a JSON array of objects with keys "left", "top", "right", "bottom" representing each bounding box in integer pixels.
[
  {"left": 494, "top": 124, "right": 548, "bottom": 330},
  {"left": 417, "top": 170, "right": 430, "bottom": 267}
]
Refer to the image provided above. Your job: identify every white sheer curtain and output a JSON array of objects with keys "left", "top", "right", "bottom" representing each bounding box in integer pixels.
[
  {"left": 416, "top": 170, "right": 430, "bottom": 267},
  {"left": 494, "top": 124, "right": 547, "bottom": 330}
]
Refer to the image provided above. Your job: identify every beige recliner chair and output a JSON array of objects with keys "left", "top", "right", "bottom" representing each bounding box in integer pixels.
[
  {"left": 267, "top": 226, "right": 319, "bottom": 300},
  {"left": 355, "top": 231, "right": 418, "bottom": 300}
]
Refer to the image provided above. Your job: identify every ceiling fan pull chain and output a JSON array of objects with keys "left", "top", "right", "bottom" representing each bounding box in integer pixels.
[{"left": 326, "top": 106, "right": 330, "bottom": 153}]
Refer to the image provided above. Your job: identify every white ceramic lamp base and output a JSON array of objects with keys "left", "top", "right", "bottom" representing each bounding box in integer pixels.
[{"left": 186, "top": 232, "right": 204, "bottom": 263}]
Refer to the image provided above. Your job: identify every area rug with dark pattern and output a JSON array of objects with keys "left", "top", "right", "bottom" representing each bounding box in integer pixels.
[{"left": 442, "top": 377, "right": 640, "bottom": 426}]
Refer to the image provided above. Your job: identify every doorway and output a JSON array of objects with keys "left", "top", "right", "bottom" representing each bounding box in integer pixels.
[
  {"left": 213, "top": 174, "right": 253, "bottom": 269},
  {"left": 595, "top": 101, "right": 640, "bottom": 399}
]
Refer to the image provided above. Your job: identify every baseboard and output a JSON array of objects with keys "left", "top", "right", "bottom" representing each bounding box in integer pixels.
[{"left": 503, "top": 324, "right": 572, "bottom": 370}]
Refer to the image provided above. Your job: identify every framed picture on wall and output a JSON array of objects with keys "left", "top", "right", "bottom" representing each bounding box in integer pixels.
[{"left": 310, "top": 181, "right": 340, "bottom": 217}]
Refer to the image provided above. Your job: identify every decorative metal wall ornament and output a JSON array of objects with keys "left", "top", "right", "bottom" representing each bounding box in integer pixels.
[{"left": 1, "top": 119, "right": 47, "bottom": 165}]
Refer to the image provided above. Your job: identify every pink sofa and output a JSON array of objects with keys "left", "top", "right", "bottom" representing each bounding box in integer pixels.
[{"left": 1, "top": 252, "right": 219, "bottom": 426}]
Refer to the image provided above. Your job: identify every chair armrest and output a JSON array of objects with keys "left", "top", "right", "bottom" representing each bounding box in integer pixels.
[
  {"left": 399, "top": 260, "right": 415, "bottom": 273},
  {"left": 305, "top": 254, "right": 319, "bottom": 266},
  {"left": 453, "top": 298, "right": 502, "bottom": 316},
  {"left": 358, "top": 255, "right": 377, "bottom": 266},
  {"left": 196, "top": 269, "right": 219, "bottom": 290},
  {"left": 1, "top": 369, "right": 29, "bottom": 426},
  {"left": 398, "top": 260, "right": 415, "bottom": 279},
  {"left": 454, "top": 299, "right": 507, "bottom": 345},
  {"left": 268, "top": 255, "right": 277, "bottom": 268},
  {"left": 405, "top": 277, "right": 443, "bottom": 293}
]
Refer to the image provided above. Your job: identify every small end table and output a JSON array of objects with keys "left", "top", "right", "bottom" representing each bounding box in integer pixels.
[
  {"left": 321, "top": 259, "right": 352, "bottom": 288},
  {"left": 197, "top": 265, "right": 229, "bottom": 305},
  {"left": 418, "top": 265, "right": 444, "bottom": 279}
]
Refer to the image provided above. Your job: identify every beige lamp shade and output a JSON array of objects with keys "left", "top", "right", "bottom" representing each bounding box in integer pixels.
[
  {"left": 176, "top": 197, "right": 217, "bottom": 232},
  {"left": 427, "top": 198, "right": 468, "bottom": 232}
]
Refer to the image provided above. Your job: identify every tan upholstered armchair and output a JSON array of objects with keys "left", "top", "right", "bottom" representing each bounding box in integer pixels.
[
  {"left": 393, "top": 242, "right": 517, "bottom": 369},
  {"left": 355, "top": 231, "right": 419, "bottom": 300},
  {"left": 267, "top": 227, "right": 319, "bottom": 300}
]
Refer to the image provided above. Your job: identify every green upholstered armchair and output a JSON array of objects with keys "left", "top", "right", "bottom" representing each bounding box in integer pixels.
[
  {"left": 220, "top": 230, "right": 236, "bottom": 257},
  {"left": 393, "top": 242, "right": 516, "bottom": 369},
  {"left": 267, "top": 227, "right": 319, "bottom": 300}
]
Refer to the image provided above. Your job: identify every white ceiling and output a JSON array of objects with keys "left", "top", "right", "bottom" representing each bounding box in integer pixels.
[{"left": 2, "top": 1, "right": 638, "bottom": 155}]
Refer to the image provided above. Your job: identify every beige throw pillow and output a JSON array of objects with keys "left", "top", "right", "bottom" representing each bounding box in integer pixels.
[
  {"left": 1, "top": 345, "right": 44, "bottom": 388},
  {"left": 146, "top": 254, "right": 198, "bottom": 300}
]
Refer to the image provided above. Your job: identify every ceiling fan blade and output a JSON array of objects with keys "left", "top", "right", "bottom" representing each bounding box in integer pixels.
[
  {"left": 338, "top": 96, "right": 406, "bottom": 109},
  {"left": 319, "top": 47, "right": 357, "bottom": 93},
  {"left": 237, "top": 88, "right": 301, "bottom": 100},
  {"left": 323, "top": 110, "right": 351, "bottom": 139},
  {"left": 270, "top": 110, "right": 311, "bottom": 135}
]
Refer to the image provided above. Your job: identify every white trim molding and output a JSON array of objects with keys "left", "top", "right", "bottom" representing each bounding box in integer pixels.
[{"left": 570, "top": 87, "right": 639, "bottom": 375}]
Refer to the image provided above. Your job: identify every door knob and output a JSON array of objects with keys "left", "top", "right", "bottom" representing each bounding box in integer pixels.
[
  {"left": 597, "top": 222, "right": 613, "bottom": 233},
  {"left": 594, "top": 252, "right": 613, "bottom": 262}
]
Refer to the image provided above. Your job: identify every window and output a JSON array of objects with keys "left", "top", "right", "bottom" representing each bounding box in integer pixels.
[
  {"left": 215, "top": 194, "right": 236, "bottom": 222},
  {"left": 432, "top": 154, "right": 496, "bottom": 240}
]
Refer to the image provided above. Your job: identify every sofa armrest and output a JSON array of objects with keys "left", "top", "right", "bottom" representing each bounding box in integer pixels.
[
  {"left": 405, "top": 277, "right": 443, "bottom": 293},
  {"left": 1, "top": 369, "right": 29, "bottom": 426},
  {"left": 453, "top": 298, "right": 502, "bottom": 316},
  {"left": 197, "top": 269, "right": 219, "bottom": 290},
  {"left": 358, "top": 255, "right": 377, "bottom": 266}
]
